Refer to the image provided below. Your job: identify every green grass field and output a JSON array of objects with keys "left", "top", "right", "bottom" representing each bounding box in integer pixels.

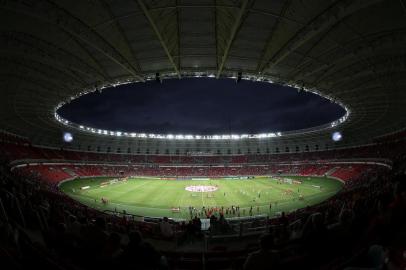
[{"left": 59, "top": 176, "right": 343, "bottom": 219}]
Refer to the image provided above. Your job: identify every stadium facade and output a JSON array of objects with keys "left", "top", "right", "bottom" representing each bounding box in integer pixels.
[
  {"left": 1, "top": 1, "right": 406, "bottom": 269},
  {"left": 0, "top": 0, "right": 405, "bottom": 154}
]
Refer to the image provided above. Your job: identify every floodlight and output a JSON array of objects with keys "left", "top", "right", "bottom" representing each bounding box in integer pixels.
[
  {"left": 63, "top": 132, "right": 73, "bottom": 143},
  {"left": 332, "top": 131, "right": 342, "bottom": 142}
]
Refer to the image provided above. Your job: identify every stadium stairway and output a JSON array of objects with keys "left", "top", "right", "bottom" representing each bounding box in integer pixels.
[
  {"left": 325, "top": 166, "right": 340, "bottom": 176},
  {"left": 61, "top": 167, "right": 78, "bottom": 178}
]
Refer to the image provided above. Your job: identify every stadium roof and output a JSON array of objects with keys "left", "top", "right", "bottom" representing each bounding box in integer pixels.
[{"left": 0, "top": 0, "right": 405, "bottom": 148}]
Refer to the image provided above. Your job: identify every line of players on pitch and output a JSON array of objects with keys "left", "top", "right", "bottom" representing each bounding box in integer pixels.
[
  {"left": 184, "top": 188, "right": 305, "bottom": 218},
  {"left": 185, "top": 198, "right": 303, "bottom": 219},
  {"left": 185, "top": 203, "right": 276, "bottom": 219},
  {"left": 98, "top": 179, "right": 305, "bottom": 216}
]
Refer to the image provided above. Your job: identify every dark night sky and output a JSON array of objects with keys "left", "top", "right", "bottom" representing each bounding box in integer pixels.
[{"left": 58, "top": 78, "right": 346, "bottom": 134}]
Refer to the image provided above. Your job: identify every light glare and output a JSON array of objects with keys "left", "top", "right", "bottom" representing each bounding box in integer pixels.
[
  {"left": 63, "top": 132, "right": 73, "bottom": 143},
  {"left": 332, "top": 131, "right": 342, "bottom": 142}
]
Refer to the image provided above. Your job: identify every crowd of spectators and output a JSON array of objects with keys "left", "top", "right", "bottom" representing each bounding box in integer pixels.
[
  {"left": 0, "top": 135, "right": 405, "bottom": 269},
  {"left": 15, "top": 163, "right": 380, "bottom": 186},
  {"left": 0, "top": 156, "right": 171, "bottom": 269},
  {"left": 1, "top": 136, "right": 404, "bottom": 166}
]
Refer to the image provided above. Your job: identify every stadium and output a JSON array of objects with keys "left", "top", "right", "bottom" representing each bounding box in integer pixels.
[{"left": 0, "top": 1, "right": 405, "bottom": 269}]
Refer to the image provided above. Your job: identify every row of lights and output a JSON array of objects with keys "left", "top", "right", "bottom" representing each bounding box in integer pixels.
[
  {"left": 54, "top": 113, "right": 283, "bottom": 140},
  {"left": 56, "top": 109, "right": 346, "bottom": 141},
  {"left": 63, "top": 130, "right": 343, "bottom": 143},
  {"left": 330, "top": 113, "right": 349, "bottom": 128},
  {"left": 54, "top": 72, "right": 350, "bottom": 141}
]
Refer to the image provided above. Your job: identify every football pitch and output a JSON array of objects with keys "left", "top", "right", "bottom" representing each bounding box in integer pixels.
[{"left": 59, "top": 176, "right": 343, "bottom": 219}]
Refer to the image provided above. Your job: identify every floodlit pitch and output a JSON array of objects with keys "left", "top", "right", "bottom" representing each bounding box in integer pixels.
[{"left": 59, "top": 176, "right": 343, "bottom": 219}]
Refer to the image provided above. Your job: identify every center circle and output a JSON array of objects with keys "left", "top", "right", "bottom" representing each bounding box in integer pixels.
[{"left": 185, "top": 185, "right": 218, "bottom": 192}]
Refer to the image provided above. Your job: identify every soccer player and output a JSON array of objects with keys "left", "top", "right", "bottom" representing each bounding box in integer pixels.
[{"left": 101, "top": 197, "right": 107, "bottom": 204}]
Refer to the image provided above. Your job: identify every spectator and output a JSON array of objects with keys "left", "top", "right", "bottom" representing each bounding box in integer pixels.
[
  {"left": 159, "top": 217, "right": 174, "bottom": 239},
  {"left": 102, "top": 232, "right": 123, "bottom": 260},
  {"left": 243, "top": 233, "right": 280, "bottom": 270}
]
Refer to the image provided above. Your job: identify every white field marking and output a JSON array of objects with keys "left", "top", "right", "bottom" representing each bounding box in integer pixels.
[
  {"left": 104, "top": 201, "right": 174, "bottom": 211},
  {"left": 236, "top": 190, "right": 339, "bottom": 210},
  {"left": 185, "top": 185, "right": 218, "bottom": 192},
  {"left": 89, "top": 179, "right": 152, "bottom": 193},
  {"left": 88, "top": 189, "right": 128, "bottom": 194},
  {"left": 71, "top": 194, "right": 170, "bottom": 212},
  {"left": 201, "top": 191, "right": 204, "bottom": 206},
  {"left": 71, "top": 190, "right": 339, "bottom": 218},
  {"left": 70, "top": 180, "right": 338, "bottom": 212}
]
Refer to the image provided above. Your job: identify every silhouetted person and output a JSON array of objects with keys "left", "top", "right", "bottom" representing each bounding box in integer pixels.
[
  {"left": 243, "top": 234, "right": 280, "bottom": 270},
  {"left": 159, "top": 217, "right": 174, "bottom": 239}
]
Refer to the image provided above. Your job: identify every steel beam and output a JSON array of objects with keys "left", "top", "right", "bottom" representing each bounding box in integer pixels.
[
  {"left": 137, "top": 0, "right": 181, "bottom": 79},
  {"left": 216, "top": 0, "right": 250, "bottom": 78}
]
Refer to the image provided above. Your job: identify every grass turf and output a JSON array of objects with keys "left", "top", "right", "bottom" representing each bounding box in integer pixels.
[{"left": 59, "top": 176, "right": 343, "bottom": 219}]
